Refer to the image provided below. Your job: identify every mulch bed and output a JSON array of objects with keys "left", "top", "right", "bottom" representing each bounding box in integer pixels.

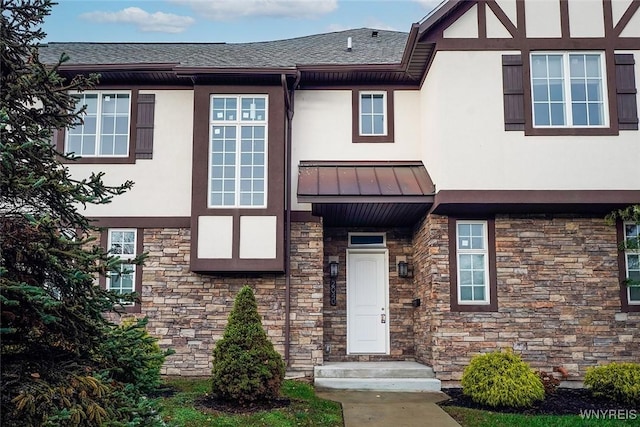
[
  {"left": 195, "top": 395, "right": 291, "bottom": 415},
  {"left": 439, "top": 388, "right": 639, "bottom": 416}
]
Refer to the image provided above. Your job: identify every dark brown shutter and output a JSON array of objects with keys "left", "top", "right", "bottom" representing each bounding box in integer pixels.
[
  {"left": 135, "top": 94, "right": 155, "bottom": 159},
  {"left": 615, "top": 54, "right": 638, "bottom": 131},
  {"left": 502, "top": 54, "right": 525, "bottom": 131}
]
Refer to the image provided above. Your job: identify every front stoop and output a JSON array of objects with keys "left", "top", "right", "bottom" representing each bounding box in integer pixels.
[{"left": 314, "top": 361, "right": 441, "bottom": 392}]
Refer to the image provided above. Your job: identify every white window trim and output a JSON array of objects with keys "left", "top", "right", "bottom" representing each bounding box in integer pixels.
[
  {"left": 530, "top": 51, "right": 609, "bottom": 129},
  {"left": 456, "top": 220, "right": 490, "bottom": 305},
  {"left": 106, "top": 228, "right": 137, "bottom": 304},
  {"left": 65, "top": 90, "right": 132, "bottom": 157},
  {"left": 208, "top": 94, "right": 268, "bottom": 209},
  {"left": 348, "top": 232, "right": 387, "bottom": 248},
  {"left": 624, "top": 221, "right": 640, "bottom": 305},
  {"left": 359, "top": 91, "right": 388, "bottom": 136}
]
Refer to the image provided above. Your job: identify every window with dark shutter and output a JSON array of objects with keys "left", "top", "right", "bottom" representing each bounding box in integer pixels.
[
  {"left": 615, "top": 54, "right": 639, "bottom": 131},
  {"left": 502, "top": 54, "right": 525, "bottom": 131},
  {"left": 135, "top": 94, "right": 155, "bottom": 159}
]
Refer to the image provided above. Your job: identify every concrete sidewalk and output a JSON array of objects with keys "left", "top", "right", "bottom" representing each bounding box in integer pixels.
[{"left": 316, "top": 390, "right": 461, "bottom": 427}]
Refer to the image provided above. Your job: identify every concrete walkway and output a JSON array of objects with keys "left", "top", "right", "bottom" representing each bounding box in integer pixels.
[{"left": 316, "top": 390, "right": 461, "bottom": 427}]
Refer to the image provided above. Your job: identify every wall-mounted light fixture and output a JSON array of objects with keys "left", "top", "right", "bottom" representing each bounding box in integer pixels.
[
  {"left": 398, "top": 261, "right": 409, "bottom": 278},
  {"left": 328, "top": 258, "right": 339, "bottom": 306},
  {"left": 329, "top": 261, "right": 339, "bottom": 278}
]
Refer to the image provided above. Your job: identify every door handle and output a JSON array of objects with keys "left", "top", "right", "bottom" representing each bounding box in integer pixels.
[{"left": 381, "top": 313, "right": 386, "bottom": 323}]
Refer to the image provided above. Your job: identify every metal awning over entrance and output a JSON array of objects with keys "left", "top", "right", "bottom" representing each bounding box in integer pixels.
[{"left": 297, "top": 161, "right": 435, "bottom": 227}]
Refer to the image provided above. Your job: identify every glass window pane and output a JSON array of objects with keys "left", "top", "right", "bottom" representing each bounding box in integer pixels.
[
  {"left": 550, "top": 103, "right": 565, "bottom": 126},
  {"left": 253, "top": 194, "right": 264, "bottom": 205},
  {"left": 460, "top": 286, "right": 473, "bottom": 301},
  {"left": 460, "top": 271, "right": 472, "bottom": 286},
  {"left": 240, "top": 193, "right": 251, "bottom": 205},
  {"left": 586, "top": 79, "right": 602, "bottom": 102},
  {"left": 116, "top": 95, "right": 130, "bottom": 114},
  {"left": 254, "top": 180, "right": 264, "bottom": 191},
  {"left": 588, "top": 104, "right": 603, "bottom": 126},
  {"left": 115, "top": 117, "right": 128, "bottom": 134},
  {"left": 223, "top": 180, "right": 235, "bottom": 191},
  {"left": 241, "top": 153, "right": 252, "bottom": 165},
  {"left": 471, "top": 224, "right": 484, "bottom": 236},
  {"left": 471, "top": 237, "right": 484, "bottom": 249},
  {"left": 373, "top": 115, "right": 384, "bottom": 134},
  {"left": 628, "top": 254, "right": 640, "bottom": 271},
  {"left": 548, "top": 55, "right": 563, "bottom": 78},
  {"left": 534, "top": 103, "right": 550, "bottom": 126},
  {"left": 372, "top": 95, "right": 384, "bottom": 113},
  {"left": 472, "top": 271, "right": 485, "bottom": 285},
  {"left": 361, "top": 95, "right": 372, "bottom": 113},
  {"left": 458, "top": 223, "right": 471, "bottom": 237},
  {"left": 102, "top": 94, "right": 116, "bottom": 113},
  {"left": 572, "top": 103, "right": 587, "bottom": 126},
  {"left": 585, "top": 55, "right": 601, "bottom": 78},
  {"left": 459, "top": 254, "right": 471, "bottom": 269},
  {"left": 114, "top": 136, "right": 128, "bottom": 155},
  {"left": 626, "top": 224, "right": 639, "bottom": 239},
  {"left": 83, "top": 117, "right": 97, "bottom": 134},
  {"left": 629, "top": 286, "right": 640, "bottom": 302},
  {"left": 549, "top": 79, "right": 564, "bottom": 102},
  {"left": 532, "top": 80, "right": 548, "bottom": 101},
  {"left": 84, "top": 94, "right": 98, "bottom": 113},
  {"left": 101, "top": 116, "right": 115, "bottom": 134},
  {"left": 100, "top": 137, "right": 114, "bottom": 155},
  {"left": 82, "top": 137, "right": 96, "bottom": 155},
  {"left": 571, "top": 80, "right": 586, "bottom": 102},
  {"left": 211, "top": 193, "right": 222, "bottom": 205},
  {"left": 67, "top": 136, "right": 82, "bottom": 154},
  {"left": 361, "top": 117, "right": 372, "bottom": 134},
  {"left": 474, "top": 286, "right": 485, "bottom": 301},
  {"left": 472, "top": 254, "right": 485, "bottom": 269},
  {"left": 223, "top": 193, "right": 235, "bottom": 206},
  {"left": 569, "top": 55, "right": 585, "bottom": 78},
  {"left": 531, "top": 56, "right": 547, "bottom": 78}
]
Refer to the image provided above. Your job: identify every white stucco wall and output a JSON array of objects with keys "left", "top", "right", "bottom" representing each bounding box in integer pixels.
[
  {"left": 568, "top": 0, "right": 605, "bottom": 38},
  {"left": 525, "top": 0, "right": 562, "bottom": 38},
  {"left": 291, "top": 89, "right": 422, "bottom": 210},
  {"left": 443, "top": 4, "right": 478, "bottom": 38},
  {"left": 420, "top": 50, "right": 640, "bottom": 191},
  {"left": 68, "top": 90, "right": 194, "bottom": 217}
]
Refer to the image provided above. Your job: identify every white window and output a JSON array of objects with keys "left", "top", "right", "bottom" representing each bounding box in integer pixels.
[
  {"left": 456, "top": 221, "right": 489, "bottom": 304},
  {"left": 66, "top": 91, "right": 131, "bottom": 156},
  {"left": 209, "top": 95, "right": 267, "bottom": 208},
  {"left": 531, "top": 52, "right": 607, "bottom": 127},
  {"left": 624, "top": 222, "right": 640, "bottom": 304},
  {"left": 107, "top": 229, "right": 136, "bottom": 302},
  {"left": 359, "top": 92, "right": 387, "bottom": 136}
]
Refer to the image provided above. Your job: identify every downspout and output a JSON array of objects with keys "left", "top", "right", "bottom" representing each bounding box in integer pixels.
[{"left": 282, "top": 71, "right": 301, "bottom": 367}]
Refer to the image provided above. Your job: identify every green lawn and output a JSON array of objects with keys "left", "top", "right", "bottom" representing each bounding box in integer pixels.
[
  {"left": 442, "top": 406, "right": 640, "bottom": 427},
  {"left": 160, "top": 378, "right": 343, "bottom": 427}
]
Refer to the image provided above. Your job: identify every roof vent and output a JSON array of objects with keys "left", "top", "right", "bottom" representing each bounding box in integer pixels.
[
  {"left": 347, "top": 36, "right": 352, "bottom": 52},
  {"left": 371, "top": 30, "right": 379, "bottom": 38}
]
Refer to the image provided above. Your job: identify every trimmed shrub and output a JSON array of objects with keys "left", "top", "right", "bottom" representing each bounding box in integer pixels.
[
  {"left": 211, "top": 285, "right": 285, "bottom": 403},
  {"left": 584, "top": 362, "right": 640, "bottom": 406},
  {"left": 461, "top": 351, "right": 545, "bottom": 408}
]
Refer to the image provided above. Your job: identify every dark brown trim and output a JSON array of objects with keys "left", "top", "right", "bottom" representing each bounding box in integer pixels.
[
  {"left": 486, "top": 0, "right": 518, "bottom": 37},
  {"left": 57, "top": 88, "right": 140, "bottom": 164},
  {"left": 289, "top": 211, "right": 322, "bottom": 223},
  {"left": 560, "top": 0, "right": 570, "bottom": 39},
  {"left": 478, "top": 1, "right": 487, "bottom": 39},
  {"left": 351, "top": 89, "right": 395, "bottom": 143},
  {"left": 448, "top": 217, "right": 498, "bottom": 312},
  {"left": 91, "top": 217, "right": 190, "bottom": 228},
  {"left": 614, "top": 0, "right": 640, "bottom": 37},
  {"left": 190, "top": 85, "right": 285, "bottom": 273},
  {"left": 617, "top": 220, "right": 640, "bottom": 312},
  {"left": 432, "top": 37, "right": 640, "bottom": 51},
  {"left": 516, "top": 0, "right": 526, "bottom": 40},
  {"left": 99, "top": 228, "right": 143, "bottom": 314},
  {"left": 432, "top": 190, "right": 640, "bottom": 215}
]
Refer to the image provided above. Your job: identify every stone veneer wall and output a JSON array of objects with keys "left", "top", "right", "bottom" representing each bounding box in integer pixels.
[
  {"left": 323, "top": 227, "right": 417, "bottom": 361},
  {"left": 413, "top": 214, "right": 640, "bottom": 384},
  {"left": 109, "top": 222, "right": 323, "bottom": 376}
]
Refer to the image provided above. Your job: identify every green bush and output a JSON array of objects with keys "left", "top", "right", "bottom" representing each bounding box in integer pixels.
[
  {"left": 99, "top": 317, "right": 174, "bottom": 394},
  {"left": 461, "top": 351, "right": 545, "bottom": 408},
  {"left": 584, "top": 362, "right": 640, "bottom": 406},
  {"left": 211, "top": 285, "right": 285, "bottom": 403}
]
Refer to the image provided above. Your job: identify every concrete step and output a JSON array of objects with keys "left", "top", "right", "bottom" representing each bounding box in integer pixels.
[
  {"left": 315, "top": 377, "right": 442, "bottom": 392},
  {"left": 314, "top": 362, "right": 441, "bottom": 392}
]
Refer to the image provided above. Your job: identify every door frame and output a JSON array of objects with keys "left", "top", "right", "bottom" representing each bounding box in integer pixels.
[{"left": 346, "top": 248, "right": 390, "bottom": 355}]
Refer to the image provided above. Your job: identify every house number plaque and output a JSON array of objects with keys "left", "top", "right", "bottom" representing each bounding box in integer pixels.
[{"left": 329, "top": 278, "right": 337, "bottom": 306}]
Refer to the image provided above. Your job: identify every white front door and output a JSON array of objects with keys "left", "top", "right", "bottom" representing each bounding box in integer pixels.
[{"left": 347, "top": 250, "right": 389, "bottom": 354}]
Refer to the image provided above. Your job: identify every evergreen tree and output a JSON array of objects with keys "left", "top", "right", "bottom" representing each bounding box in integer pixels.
[
  {"left": 211, "top": 285, "right": 285, "bottom": 403},
  {"left": 1, "top": 1, "right": 165, "bottom": 425}
]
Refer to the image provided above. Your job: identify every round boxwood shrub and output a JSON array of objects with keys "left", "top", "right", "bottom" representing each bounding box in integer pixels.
[
  {"left": 584, "top": 362, "right": 640, "bottom": 406},
  {"left": 461, "top": 351, "right": 545, "bottom": 408},
  {"left": 211, "top": 285, "right": 285, "bottom": 403}
]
